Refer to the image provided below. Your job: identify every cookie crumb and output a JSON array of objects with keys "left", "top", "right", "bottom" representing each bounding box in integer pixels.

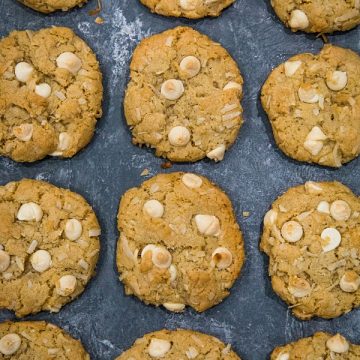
[
  {"left": 88, "top": 0, "right": 102, "bottom": 15},
  {"left": 140, "top": 169, "right": 149, "bottom": 176},
  {"left": 161, "top": 162, "right": 173, "bottom": 169},
  {"left": 95, "top": 17, "right": 104, "bottom": 24},
  {"left": 242, "top": 211, "right": 250, "bottom": 217}
]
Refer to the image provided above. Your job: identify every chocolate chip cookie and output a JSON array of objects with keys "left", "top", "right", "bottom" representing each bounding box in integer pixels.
[{"left": 18, "top": 0, "right": 88, "bottom": 13}]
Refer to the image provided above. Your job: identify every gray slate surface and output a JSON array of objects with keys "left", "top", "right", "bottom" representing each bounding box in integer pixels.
[{"left": 0, "top": 0, "right": 359, "bottom": 359}]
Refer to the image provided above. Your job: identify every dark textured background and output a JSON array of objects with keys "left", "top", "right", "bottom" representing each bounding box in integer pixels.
[{"left": 0, "top": 0, "right": 359, "bottom": 359}]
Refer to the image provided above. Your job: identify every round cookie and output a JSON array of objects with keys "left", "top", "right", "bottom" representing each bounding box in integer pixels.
[
  {"left": 124, "top": 26, "right": 244, "bottom": 163},
  {"left": 139, "top": 0, "right": 235, "bottom": 19},
  {"left": 18, "top": 0, "right": 88, "bottom": 13},
  {"left": 116, "top": 172, "right": 244, "bottom": 312},
  {"left": 0, "top": 321, "right": 89, "bottom": 359},
  {"left": 115, "top": 329, "right": 241, "bottom": 359},
  {"left": 0, "top": 27, "right": 103, "bottom": 162},
  {"left": 261, "top": 45, "right": 360, "bottom": 168},
  {"left": 0, "top": 179, "right": 101, "bottom": 317},
  {"left": 260, "top": 181, "right": 360, "bottom": 320},
  {"left": 271, "top": 0, "right": 360, "bottom": 33},
  {"left": 271, "top": 332, "right": 360, "bottom": 359}
]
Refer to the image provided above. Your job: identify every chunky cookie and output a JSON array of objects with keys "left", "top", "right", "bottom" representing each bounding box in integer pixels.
[
  {"left": 260, "top": 181, "right": 360, "bottom": 320},
  {"left": 271, "top": 0, "right": 360, "bottom": 33},
  {"left": 0, "top": 321, "right": 89, "bottom": 359},
  {"left": 124, "top": 27, "right": 243, "bottom": 163},
  {"left": 261, "top": 45, "right": 360, "bottom": 167},
  {"left": 117, "top": 172, "right": 244, "bottom": 312},
  {"left": 0, "top": 27, "right": 103, "bottom": 162},
  {"left": 18, "top": 0, "right": 88, "bottom": 13},
  {"left": 271, "top": 332, "right": 360, "bottom": 359},
  {"left": 140, "top": 0, "right": 235, "bottom": 19},
  {"left": 115, "top": 329, "right": 241, "bottom": 359},
  {"left": 0, "top": 179, "right": 101, "bottom": 317}
]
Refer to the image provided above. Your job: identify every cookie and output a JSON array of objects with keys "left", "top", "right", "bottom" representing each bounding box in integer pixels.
[
  {"left": 0, "top": 179, "right": 101, "bottom": 317},
  {"left": 116, "top": 172, "right": 244, "bottom": 312},
  {"left": 271, "top": 0, "right": 360, "bottom": 33},
  {"left": 0, "top": 27, "right": 103, "bottom": 162},
  {"left": 261, "top": 45, "right": 360, "bottom": 167},
  {"left": 0, "top": 321, "right": 89, "bottom": 359},
  {"left": 17, "top": 0, "right": 88, "bottom": 13},
  {"left": 115, "top": 329, "right": 241, "bottom": 359},
  {"left": 260, "top": 181, "right": 360, "bottom": 320},
  {"left": 139, "top": 0, "right": 235, "bottom": 19},
  {"left": 271, "top": 332, "right": 360, "bottom": 359},
  {"left": 124, "top": 26, "right": 243, "bottom": 163}
]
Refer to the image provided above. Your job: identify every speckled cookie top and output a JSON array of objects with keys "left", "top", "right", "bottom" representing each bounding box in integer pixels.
[
  {"left": 271, "top": 332, "right": 360, "bottom": 359},
  {"left": 116, "top": 329, "right": 241, "bottom": 359},
  {"left": 271, "top": 0, "right": 360, "bottom": 33},
  {"left": 0, "top": 321, "right": 89, "bottom": 359},
  {"left": 261, "top": 45, "right": 360, "bottom": 167},
  {"left": 0, "top": 179, "right": 101, "bottom": 317},
  {"left": 124, "top": 26, "right": 243, "bottom": 163},
  {"left": 0, "top": 26, "right": 103, "bottom": 162},
  {"left": 140, "top": 0, "right": 235, "bottom": 19},
  {"left": 18, "top": 0, "right": 88, "bottom": 13},
  {"left": 116, "top": 172, "right": 244, "bottom": 312},
  {"left": 260, "top": 181, "right": 360, "bottom": 320}
]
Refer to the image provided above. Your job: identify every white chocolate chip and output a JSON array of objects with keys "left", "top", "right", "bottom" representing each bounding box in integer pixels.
[
  {"left": 321, "top": 228, "right": 341, "bottom": 253},
  {"left": 57, "top": 275, "right": 77, "bottom": 296},
  {"left": 0, "top": 334, "right": 21, "bottom": 355},
  {"left": 207, "top": 144, "right": 226, "bottom": 162},
  {"left": 180, "top": 56, "right": 201, "bottom": 78},
  {"left": 330, "top": 200, "right": 351, "bottom": 221},
  {"left": 0, "top": 250, "right": 10, "bottom": 272},
  {"left": 13, "top": 124, "right": 33, "bottom": 142},
  {"left": 17, "top": 202, "right": 43, "bottom": 222},
  {"left": 56, "top": 52, "right": 82, "bottom": 74},
  {"left": 288, "top": 276, "right": 311, "bottom": 298},
  {"left": 340, "top": 270, "right": 360, "bottom": 293},
  {"left": 306, "top": 126, "right": 327, "bottom": 141},
  {"left": 284, "top": 60, "right": 302, "bottom": 77},
  {"left": 289, "top": 9, "right": 309, "bottom": 30},
  {"left": 182, "top": 173, "right": 203, "bottom": 189},
  {"left": 326, "top": 334, "right": 349, "bottom": 354},
  {"left": 305, "top": 181, "right": 323, "bottom": 193},
  {"left": 281, "top": 221, "right": 303, "bottom": 243},
  {"left": 186, "top": 347, "right": 199, "bottom": 359},
  {"left": 65, "top": 219, "right": 83, "bottom": 241},
  {"left": 223, "top": 81, "right": 242, "bottom": 92},
  {"left": 317, "top": 201, "right": 330, "bottom": 214},
  {"left": 298, "top": 85, "right": 319, "bottom": 103},
  {"left": 30, "top": 250, "right": 52, "bottom": 272},
  {"left": 195, "top": 215, "right": 221, "bottom": 236},
  {"left": 142, "top": 245, "right": 172, "bottom": 269},
  {"left": 326, "top": 71, "right": 348, "bottom": 91},
  {"left": 15, "top": 62, "right": 34, "bottom": 82},
  {"left": 148, "top": 338, "right": 171, "bottom": 358},
  {"left": 264, "top": 209, "right": 278, "bottom": 226},
  {"left": 143, "top": 200, "right": 164, "bottom": 218},
  {"left": 163, "top": 303, "right": 185, "bottom": 312},
  {"left": 211, "top": 247, "right": 233, "bottom": 269},
  {"left": 58, "top": 132, "right": 71, "bottom": 151},
  {"left": 276, "top": 353, "right": 290, "bottom": 360},
  {"left": 35, "top": 83, "right": 51, "bottom": 98},
  {"left": 179, "top": 0, "right": 201, "bottom": 11},
  {"left": 168, "top": 126, "right": 190, "bottom": 146},
  {"left": 161, "top": 79, "right": 184, "bottom": 100},
  {"left": 303, "top": 126, "right": 327, "bottom": 156}
]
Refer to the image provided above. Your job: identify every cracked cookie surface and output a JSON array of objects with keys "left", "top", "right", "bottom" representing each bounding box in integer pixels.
[
  {"left": 0, "top": 27, "right": 103, "bottom": 162},
  {"left": 261, "top": 45, "right": 360, "bottom": 167},
  {"left": 17, "top": 0, "right": 88, "bottom": 13},
  {"left": 271, "top": 0, "right": 360, "bottom": 33},
  {"left": 124, "top": 26, "right": 243, "bottom": 163},
  {"left": 0, "top": 321, "right": 89, "bottom": 359},
  {"left": 115, "top": 329, "right": 241, "bottom": 359},
  {"left": 116, "top": 172, "right": 244, "bottom": 312},
  {"left": 260, "top": 181, "right": 360, "bottom": 320},
  {"left": 0, "top": 179, "right": 101, "bottom": 317}
]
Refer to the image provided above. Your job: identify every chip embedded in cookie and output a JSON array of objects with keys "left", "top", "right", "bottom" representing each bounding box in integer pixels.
[
  {"left": 116, "top": 172, "right": 245, "bottom": 312},
  {"left": 271, "top": 0, "right": 360, "bottom": 33},
  {"left": 124, "top": 26, "right": 244, "bottom": 163},
  {"left": 261, "top": 45, "right": 360, "bottom": 167},
  {"left": 139, "top": 0, "right": 235, "bottom": 19},
  {"left": 271, "top": 332, "right": 360, "bottom": 359},
  {"left": 0, "top": 27, "right": 103, "bottom": 162},
  {"left": 0, "top": 179, "right": 101, "bottom": 317},
  {"left": 115, "top": 329, "right": 241, "bottom": 359},
  {"left": 260, "top": 181, "right": 360, "bottom": 320},
  {"left": 0, "top": 321, "right": 90, "bottom": 358},
  {"left": 17, "top": 0, "right": 88, "bottom": 13}
]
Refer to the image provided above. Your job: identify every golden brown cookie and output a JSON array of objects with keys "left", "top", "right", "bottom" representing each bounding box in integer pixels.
[
  {"left": 271, "top": 0, "right": 360, "bottom": 33},
  {"left": 0, "top": 27, "right": 103, "bottom": 162},
  {"left": 116, "top": 172, "right": 245, "bottom": 312},
  {"left": 0, "top": 179, "right": 101, "bottom": 317},
  {"left": 0, "top": 321, "right": 89, "bottom": 359},
  {"left": 260, "top": 181, "right": 360, "bottom": 320},
  {"left": 261, "top": 45, "right": 360, "bottom": 167},
  {"left": 124, "top": 26, "right": 244, "bottom": 163},
  {"left": 140, "top": 0, "right": 235, "bottom": 19},
  {"left": 115, "top": 329, "right": 241, "bottom": 359},
  {"left": 271, "top": 332, "right": 360, "bottom": 359},
  {"left": 18, "top": 0, "right": 88, "bottom": 13}
]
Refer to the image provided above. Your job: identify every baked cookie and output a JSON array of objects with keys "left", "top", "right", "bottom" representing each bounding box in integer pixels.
[
  {"left": 124, "top": 26, "right": 243, "bottom": 163},
  {"left": 260, "top": 181, "right": 360, "bottom": 320},
  {"left": 115, "top": 329, "right": 241, "bottom": 359},
  {"left": 271, "top": 332, "right": 360, "bottom": 359},
  {"left": 17, "top": 0, "right": 88, "bottom": 13},
  {"left": 139, "top": 0, "right": 235, "bottom": 19},
  {"left": 0, "top": 321, "right": 89, "bottom": 359},
  {"left": 0, "top": 179, "right": 101, "bottom": 317},
  {"left": 116, "top": 172, "right": 244, "bottom": 312},
  {"left": 0, "top": 27, "right": 103, "bottom": 162},
  {"left": 271, "top": 0, "right": 360, "bottom": 33},
  {"left": 261, "top": 45, "right": 360, "bottom": 167}
]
